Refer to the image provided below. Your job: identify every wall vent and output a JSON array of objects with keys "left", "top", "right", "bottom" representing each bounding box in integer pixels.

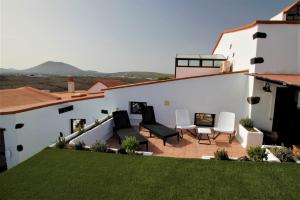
[
  {"left": 17, "top": 145, "right": 23, "bottom": 152},
  {"left": 250, "top": 57, "right": 264, "bottom": 64},
  {"left": 253, "top": 32, "right": 267, "bottom": 39},
  {"left": 101, "top": 109, "right": 109, "bottom": 114},
  {"left": 15, "top": 124, "right": 24, "bottom": 129},
  {"left": 58, "top": 105, "right": 73, "bottom": 114}
]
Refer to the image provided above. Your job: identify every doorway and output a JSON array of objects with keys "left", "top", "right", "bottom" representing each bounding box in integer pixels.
[
  {"left": 272, "top": 87, "right": 300, "bottom": 146},
  {"left": 0, "top": 128, "right": 7, "bottom": 173}
]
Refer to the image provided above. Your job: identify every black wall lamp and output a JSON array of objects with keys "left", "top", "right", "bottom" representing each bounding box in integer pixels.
[{"left": 263, "top": 82, "right": 272, "bottom": 93}]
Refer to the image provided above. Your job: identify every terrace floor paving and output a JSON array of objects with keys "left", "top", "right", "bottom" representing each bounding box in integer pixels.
[{"left": 107, "top": 127, "right": 247, "bottom": 159}]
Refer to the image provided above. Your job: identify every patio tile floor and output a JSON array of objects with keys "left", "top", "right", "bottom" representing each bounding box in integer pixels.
[{"left": 107, "top": 127, "right": 247, "bottom": 159}]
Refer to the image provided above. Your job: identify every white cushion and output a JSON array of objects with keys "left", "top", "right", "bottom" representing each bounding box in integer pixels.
[
  {"left": 197, "top": 127, "right": 211, "bottom": 134},
  {"left": 213, "top": 127, "right": 234, "bottom": 134},
  {"left": 177, "top": 125, "right": 196, "bottom": 129}
]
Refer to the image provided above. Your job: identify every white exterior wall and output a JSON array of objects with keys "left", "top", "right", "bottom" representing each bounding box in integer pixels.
[
  {"left": 105, "top": 73, "right": 249, "bottom": 128},
  {"left": 175, "top": 67, "right": 220, "bottom": 78},
  {"left": 270, "top": 12, "right": 285, "bottom": 21},
  {"left": 249, "top": 79, "right": 280, "bottom": 132},
  {"left": 87, "top": 82, "right": 107, "bottom": 93},
  {"left": 255, "top": 24, "right": 300, "bottom": 73},
  {"left": 0, "top": 97, "right": 108, "bottom": 168},
  {"left": 213, "top": 26, "right": 258, "bottom": 72}
]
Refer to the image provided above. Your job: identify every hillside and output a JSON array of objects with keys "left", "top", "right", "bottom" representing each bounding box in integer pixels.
[{"left": 0, "top": 61, "right": 173, "bottom": 79}]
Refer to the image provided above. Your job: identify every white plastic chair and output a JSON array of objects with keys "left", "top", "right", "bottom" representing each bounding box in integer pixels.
[
  {"left": 213, "top": 112, "right": 236, "bottom": 143},
  {"left": 175, "top": 109, "right": 196, "bottom": 138}
]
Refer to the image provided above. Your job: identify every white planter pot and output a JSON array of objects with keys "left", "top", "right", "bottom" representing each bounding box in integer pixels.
[{"left": 237, "top": 124, "right": 263, "bottom": 148}]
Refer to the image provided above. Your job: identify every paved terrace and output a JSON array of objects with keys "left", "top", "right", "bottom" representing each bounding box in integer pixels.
[{"left": 107, "top": 127, "right": 246, "bottom": 158}]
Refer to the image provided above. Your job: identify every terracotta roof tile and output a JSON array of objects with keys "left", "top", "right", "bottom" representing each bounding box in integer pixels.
[
  {"left": 0, "top": 87, "right": 104, "bottom": 115},
  {"left": 249, "top": 73, "right": 300, "bottom": 87}
]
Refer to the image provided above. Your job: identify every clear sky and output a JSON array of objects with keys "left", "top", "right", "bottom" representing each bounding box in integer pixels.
[{"left": 0, "top": 0, "right": 295, "bottom": 73}]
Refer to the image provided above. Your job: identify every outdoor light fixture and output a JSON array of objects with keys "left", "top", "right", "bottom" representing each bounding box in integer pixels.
[{"left": 263, "top": 82, "right": 272, "bottom": 93}]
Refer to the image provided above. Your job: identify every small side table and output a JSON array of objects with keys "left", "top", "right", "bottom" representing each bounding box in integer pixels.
[{"left": 197, "top": 127, "right": 211, "bottom": 145}]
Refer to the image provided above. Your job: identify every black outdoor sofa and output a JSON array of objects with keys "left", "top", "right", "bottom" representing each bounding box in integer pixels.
[
  {"left": 139, "top": 106, "right": 180, "bottom": 146},
  {"left": 112, "top": 110, "right": 148, "bottom": 151}
]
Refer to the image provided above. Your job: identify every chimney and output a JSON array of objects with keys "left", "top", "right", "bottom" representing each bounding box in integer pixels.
[{"left": 67, "top": 77, "right": 75, "bottom": 93}]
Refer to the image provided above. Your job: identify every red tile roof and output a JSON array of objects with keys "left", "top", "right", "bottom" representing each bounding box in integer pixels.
[
  {"left": 249, "top": 73, "right": 300, "bottom": 87},
  {"left": 282, "top": 0, "right": 300, "bottom": 14},
  {"left": 0, "top": 87, "right": 104, "bottom": 115},
  {"left": 90, "top": 79, "right": 126, "bottom": 89}
]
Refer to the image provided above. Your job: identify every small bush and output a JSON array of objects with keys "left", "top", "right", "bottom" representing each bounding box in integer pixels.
[
  {"left": 247, "top": 145, "right": 267, "bottom": 162},
  {"left": 121, "top": 136, "right": 139, "bottom": 154},
  {"left": 214, "top": 149, "right": 230, "bottom": 160},
  {"left": 56, "top": 136, "right": 66, "bottom": 149},
  {"left": 75, "top": 141, "right": 86, "bottom": 150},
  {"left": 237, "top": 156, "right": 250, "bottom": 161},
  {"left": 239, "top": 118, "right": 254, "bottom": 130},
  {"left": 270, "top": 147, "right": 293, "bottom": 162},
  {"left": 157, "top": 76, "right": 171, "bottom": 80},
  {"left": 77, "top": 127, "right": 85, "bottom": 135},
  {"left": 91, "top": 141, "right": 108, "bottom": 152},
  {"left": 94, "top": 119, "right": 100, "bottom": 126}
]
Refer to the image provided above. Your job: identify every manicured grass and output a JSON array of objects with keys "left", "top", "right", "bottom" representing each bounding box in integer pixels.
[{"left": 0, "top": 149, "right": 299, "bottom": 200}]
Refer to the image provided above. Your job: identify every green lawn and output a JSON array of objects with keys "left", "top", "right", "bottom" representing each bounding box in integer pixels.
[{"left": 0, "top": 149, "right": 299, "bottom": 200}]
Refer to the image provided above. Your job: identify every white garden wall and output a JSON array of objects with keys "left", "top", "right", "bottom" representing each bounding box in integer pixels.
[
  {"left": 69, "top": 118, "right": 113, "bottom": 146},
  {"left": 105, "top": 72, "right": 249, "bottom": 128},
  {"left": 0, "top": 97, "right": 107, "bottom": 169}
]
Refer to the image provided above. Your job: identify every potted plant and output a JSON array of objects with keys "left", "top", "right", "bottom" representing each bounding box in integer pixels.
[
  {"left": 121, "top": 136, "right": 139, "bottom": 155},
  {"left": 237, "top": 118, "right": 263, "bottom": 148},
  {"left": 247, "top": 145, "right": 268, "bottom": 162}
]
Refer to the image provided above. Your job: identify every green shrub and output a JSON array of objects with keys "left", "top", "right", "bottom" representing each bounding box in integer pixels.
[
  {"left": 247, "top": 145, "right": 267, "bottom": 162},
  {"left": 214, "top": 149, "right": 230, "bottom": 160},
  {"left": 56, "top": 136, "right": 66, "bottom": 149},
  {"left": 157, "top": 76, "right": 171, "bottom": 80},
  {"left": 75, "top": 141, "right": 86, "bottom": 150},
  {"left": 77, "top": 127, "right": 85, "bottom": 135},
  {"left": 91, "top": 141, "right": 108, "bottom": 152},
  {"left": 94, "top": 119, "right": 100, "bottom": 126},
  {"left": 270, "top": 147, "right": 293, "bottom": 162},
  {"left": 239, "top": 118, "right": 254, "bottom": 130},
  {"left": 121, "top": 136, "right": 139, "bottom": 154}
]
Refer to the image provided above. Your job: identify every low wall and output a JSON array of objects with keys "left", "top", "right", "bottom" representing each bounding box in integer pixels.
[{"left": 69, "top": 118, "right": 114, "bottom": 147}]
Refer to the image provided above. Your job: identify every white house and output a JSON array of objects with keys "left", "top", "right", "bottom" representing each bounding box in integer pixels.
[{"left": 0, "top": 1, "right": 299, "bottom": 171}]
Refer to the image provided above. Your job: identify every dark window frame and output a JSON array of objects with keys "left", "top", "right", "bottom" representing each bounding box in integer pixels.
[
  {"left": 175, "top": 58, "right": 225, "bottom": 68},
  {"left": 194, "top": 113, "right": 216, "bottom": 127},
  {"left": 70, "top": 119, "right": 86, "bottom": 133}
]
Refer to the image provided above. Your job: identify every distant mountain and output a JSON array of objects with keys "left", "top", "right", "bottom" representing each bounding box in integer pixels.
[
  {"left": 23, "top": 61, "right": 83, "bottom": 75},
  {"left": 109, "top": 71, "right": 172, "bottom": 79},
  {"left": 0, "top": 61, "right": 173, "bottom": 79},
  {"left": 1, "top": 61, "right": 107, "bottom": 76}
]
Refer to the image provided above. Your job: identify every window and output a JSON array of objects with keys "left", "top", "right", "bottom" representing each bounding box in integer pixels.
[
  {"left": 189, "top": 60, "right": 200, "bottom": 67},
  {"left": 177, "top": 60, "right": 188, "bottom": 66},
  {"left": 194, "top": 113, "right": 215, "bottom": 127},
  {"left": 286, "top": 6, "right": 300, "bottom": 20},
  {"left": 130, "top": 102, "right": 147, "bottom": 114},
  {"left": 202, "top": 60, "right": 213, "bottom": 67},
  {"left": 213, "top": 60, "right": 223, "bottom": 67},
  {"left": 71, "top": 119, "right": 86, "bottom": 133}
]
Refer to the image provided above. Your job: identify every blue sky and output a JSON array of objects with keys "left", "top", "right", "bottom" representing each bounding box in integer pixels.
[{"left": 1, "top": 0, "right": 295, "bottom": 73}]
